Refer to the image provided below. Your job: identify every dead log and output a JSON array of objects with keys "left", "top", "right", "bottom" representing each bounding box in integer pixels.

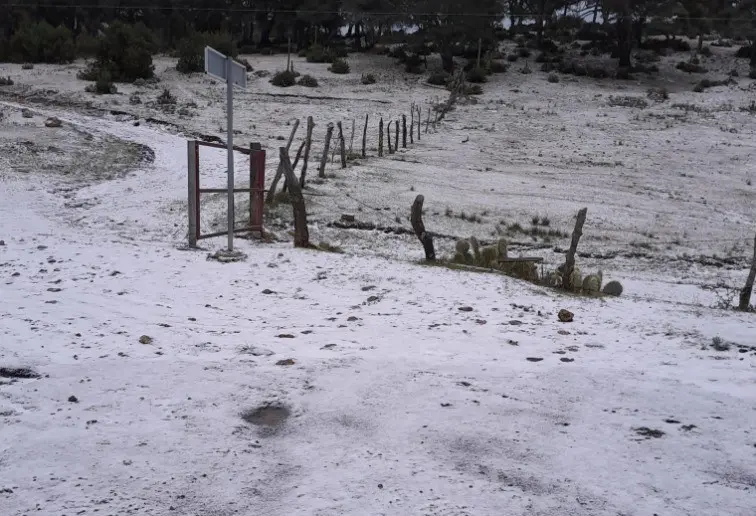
[
  {"left": 338, "top": 121, "right": 347, "bottom": 168},
  {"left": 402, "top": 114, "right": 407, "bottom": 148},
  {"left": 362, "top": 113, "right": 368, "bottom": 158},
  {"left": 739, "top": 233, "right": 756, "bottom": 311},
  {"left": 299, "top": 116, "right": 314, "bottom": 188},
  {"left": 279, "top": 147, "right": 310, "bottom": 248},
  {"left": 378, "top": 117, "right": 383, "bottom": 157},
  {"left": 318, "top": 123, "right": 334, "bottom": 178},
  {"left": 411, "top": 195, "right": 435, "bottom": 261},
  {"left": 562, "top": 208, "right": 588, "bottom": 291}
]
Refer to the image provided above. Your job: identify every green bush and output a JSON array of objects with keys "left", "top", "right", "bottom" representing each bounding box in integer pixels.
[
  {"left": 361, "top": 73, "right": 377, "bottom": 85},
  {"left": 427, "top": 70, "right": 450, "bottom": 86},
  {"left": 271, "top": 70, "right": 297, "bottom": 87},
  {"left": 85, "top": 69, "right": 117, "bottom": 94},
  {"left": 176, "top": 33, "right": 204, "bottom": 73},
  {"left": 83, "top": 22, "right": 156, "bottom": 83},
  {"left": 329, "top": 59, "right": 350, "bottom": 74},
  {"left": 10, "top": 21, "right": 75, "bottom": 63},
  {"left": 297, "top": 74, "right": 318, "bottom": 87},
  {"left": 466, "top": 67, "right": 487, "bottom": 83}
]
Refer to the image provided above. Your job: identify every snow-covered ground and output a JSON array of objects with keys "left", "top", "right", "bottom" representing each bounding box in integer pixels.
[{"left": 1, "top": 48, "right": 755, "bottom": 515}]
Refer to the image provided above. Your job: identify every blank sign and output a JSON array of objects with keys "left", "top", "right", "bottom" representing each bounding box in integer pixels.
[{"left": 204, "top": 46, "right": 247, "bottom": 88}]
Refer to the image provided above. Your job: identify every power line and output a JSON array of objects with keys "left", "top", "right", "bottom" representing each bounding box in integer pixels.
[{"left": 6, "top": 3, "right": 756, "bottom": 22}]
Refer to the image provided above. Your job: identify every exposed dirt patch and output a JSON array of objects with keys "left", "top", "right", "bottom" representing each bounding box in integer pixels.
[{"left": 241, "top": 404, "right": 291, "bottom": 428}]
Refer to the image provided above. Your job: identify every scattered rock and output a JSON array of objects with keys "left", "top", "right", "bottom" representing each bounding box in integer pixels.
[
  {"left": 560, "top": 358, "right": 575, "bottom": 363},
  {"left": 276, "top": 334, "right": 295, "bottom": 339},
  {"left": 68, "top": 395, "right": 79, "bottom": 403},
  {"left": 508, "top": 320, "right": 523, "bottom": 326},
  {"left": 0, "top": 240, "right": 5, "bottom": 246},
  {"left": 440, "top": 403, "right": 452, "bottom": 407},
  {"left": 558, "top": 309, "right": 574, "bottom": 323},
  {"left": 44, "top": 117, "right": 62, "bottom": 128},
  {"left": 347, "top": 316, "right": 359, "bottom": 322},
  {"left": 634, "top": 427, "right": 665, "bottom": 438},
  {"left": 526, "top": 357, "right": 544, "bottom": 362},
  {"left": 241, "top": 346, "right": 274, "bottom": 357},
  {"left": 21, "top": 108, "right": 33, "bottom": 118},
  {"left": 458, "top": 306, "right": 474, "bottom": 312},
  {"left": 557, "top": 330, "right": 571, "bottom": 335},
  {"left": 361, "top": 285, "right": 377, "bottom": 291},
  {"left": 261, "top": 289, "right": 275, "bottom": 294},
  {"left": 321, "top": 344, "right": 336, "bottom": 349},
  {"left": 47, "top": 287, "right": 62, "bottom": 292},
  {"left": 138, "top": 335, "right": 153, "bottom": 345},
  {"left": 276, "top": 358, "right": 296, "bottom": 366},
  {"left": 602, "top": 281, "right": 624, "bottom": 296}
]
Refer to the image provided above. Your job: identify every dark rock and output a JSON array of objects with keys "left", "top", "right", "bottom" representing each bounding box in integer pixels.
[
  {"left": 44, "top": 117, "right": 62, "bottom": 128},
  {"left": 276, "top": 358, "right": 295, "bottom": 366},
  {"left": 68, "top": 395, "right": 79, "bottom": 403},
  {"left": 558, "top": 309, "right": 574, "bottom": 323},
  {"left": 138, "top": 335, "right": 153, "bottom": 345},
  {"left": 458, "top": 306, "right": 474, "bottom": 312},
  {"left": 261, "top": 289, "right": 275, "bottom": 294},
  {"left": 526, "top": 357, "right": 544, "bottom": 362},
  {"left": 276, "top": 334, "right": 295, "bottom": 339}
]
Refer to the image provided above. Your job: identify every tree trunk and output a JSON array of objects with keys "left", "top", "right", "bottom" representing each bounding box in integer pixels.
[
  {"left": 410, "top": 195, "right": 435, "bottom": 261},
  {"left": 562, "top": 208, "right": 588, "bottom": 291},
  {"left": 299, "top": 116, "right": 314, "bottom": 188},
  {"left": 617, "top": 14, "right": 633, "bottom": 67},
  {"left": 279, "top": 147, "right": 309, "bottom": 248},
  {"left": 739, "top": 234, "right": 756, "bottom": 311}
]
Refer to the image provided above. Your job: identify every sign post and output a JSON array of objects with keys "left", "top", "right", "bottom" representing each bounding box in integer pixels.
[{"left": 204, "top": 46, "right": 247, "bottom": 253}]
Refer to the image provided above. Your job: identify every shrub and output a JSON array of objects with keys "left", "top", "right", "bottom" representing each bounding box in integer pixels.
[
  {"left": 84, "top": 22, "right": 156, "bottom": 83},
  {"left": 238, "top": 58, "right": 253, "bottom": 72},
  {"left": 427, "top": 70, "right": 450, "bottom": 86},
  {"left": 84, "top": 69, "right": 117, "bottom": 94},
  {"left": 329, "top": 59, "right": 350, "bottom": 74},
  {"left": 699, "top": 46, "right": 712, "bottom": 57},
  {"left": 404, "top": 53, "right": 423, "bottom": 74},
  {"left": 735, "top": 45, "right": 754, "bottom": 59},
  {"left": 306, "top": 44, "right": 333, "bottom": 63},
  {"left": 608, "top": 95, "right": 648, "bottom": 108},
  {"left": 693, "top": 78, "right": 731, "bottom": 92},
  {"left": 740, "top": 101, "right": 756, "bottom": 114},
  {"left": 361, "top": 73, "right": 377, "bottom": 85},
  {"left": 75, "top": 32, "right": 100, "bottom": 58},
  {"left": 488, "top": 60, "right": 507, "bottom": 74},
  {"left": 157, "top": 88, "right": 176, "bottom": 104},
  {"left": 520, "top": 62, "right": 532, "bottom": 74},
  {"left": 466, "top": 67, "right": 487, "bottom": 83},
  {"left": 0, "top": 76, "right": 14, "bottom": 86},
  {"left": 517, "top": 47, "right": 531, "bottom": 58},
  {"left": 21, "top": 63, "right": 33, "bottom": 70},
  {"left": 585, "top": 65, "right": 609, "bottom": 78},
  {"left": 9, "top": 21, "right": 75, "bottom": 64},
  {"left": 646, "top": 87, "right": 669, "bottom": 102},
  {"left": 507, "top": 53, "right": 518, "bottom": 62},
  {"left": 176, "top": 33, "right": 204, "bottom": 73},
  {"left": 750, "top": 68, "right": 756, "bottom": 79},
  {"left": 464, "top": 84, "right": 483, "bottom": 95},
  {"left": 271, "top": 70, "right": 297, "bottom": 87},
  {"left": 676, "top": 61, "right": 707, "bottom": 73},
  {"left": 547, "top": 73, "right": 559, "bottom": 83},
  {"left": 297, "top": 74, "right": 318, "bottom": 87}
]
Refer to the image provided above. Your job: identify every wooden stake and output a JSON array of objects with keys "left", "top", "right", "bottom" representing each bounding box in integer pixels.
[
  {"left": 394, "top": 119, "right": 399, "bottom": 150},
  {"left": 476, "top": 37, "right": 482, "bottom": 69},
  {"left": 283, "top": 140, "right": 306, "bottom": 193},
  {"left": 318, "top": 123, "right": 334, "bottom": 178},
  {"left": 739, "top": 233, "right": 756, "bottom": 311},
  {"left": 279, "top": 147, "right": 310, "bottom": 248},
  {"left": 426, "top": 107, "right": 431, "bottom": 133},
  {"left": 387, "top": 121, "right": 393, "bottom": 154},
  {"left": 410, "top": 106, "right": 414, "bottom": 144},
  {"left": 562, "top": 208, "right": 588, "bottom": 291},
  {"left": 416, "top": 105, "right": 421, "bottom": 141},
  {"left": 286, "top": 119, "right": 300, "bottom": 152},
  {"left": 411, "top": 194, "right": 435, "bottom": 261},
  {"left": 299, "top": 116, "right": 314, "bottom": 188},
  {"left": 402, "top": 114, "right": 407, "bottom": 148},
  {"left": 378, "top": 117, "right": 383, "bottom": 157},
  {"left": 349, "top": 118, "right": 355, "bottom": 154},
  {"left": 362, "top": 113, "right": 368, "bottom": 158},
  {"left": 337, "top": 121, "right": 346, "bottom": 168}
]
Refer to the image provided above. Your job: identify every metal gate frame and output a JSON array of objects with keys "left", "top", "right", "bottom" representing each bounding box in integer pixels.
[{"left": 187, "top": 140, "right": 265, "bottom": 247}]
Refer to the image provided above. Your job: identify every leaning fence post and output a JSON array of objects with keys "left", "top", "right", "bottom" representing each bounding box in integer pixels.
[
  {"left": 338, "top": 121, "right": 347, "bottom": 168},
  {"left": 739, "top": 232, "right": 756, "bottom": 311},
  {"left": 562, "top": 208, "right": 588, "bottom": 291},
  {"left": 318, "top": 123, "right": 334, "bottom": 178},
  {"left": 378, "top": 117, "right": 384, "bottom": 157},
  {"left": 402, "top": 114, "right": 407, "bottom": 148},
  {"left": 362, "top": 113, "right": 369, "bottom": 158}
]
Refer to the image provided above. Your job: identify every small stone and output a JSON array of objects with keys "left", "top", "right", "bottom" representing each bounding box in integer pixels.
[
  {"left": 138, "top": 335, "right": 153, "bottom": 345},
  {"left": 347, "top": 316, "right": 359, "bottom": 322},
  {"left": 21, "top": 108, "right": 33, "bottom": 118},
  {"left": 557, "top": 329, "right": 570, "bottom": 335},
  {"left": 68, "top": 395, "right": 79, "bottom": 403},
  {"left": 378, "top": 483, "right": 384, "bottom": 489},
  {"left": 361, "top": 285, "right": 376, "bottom": 291},
  {"left": 458, "top": 306, "right": 474, "bottom": 312},
  {"left": 558, "top": 309, "right": 574, "bottom": 323},
  {"left": 560, "top": 358, "right": 575, "bottom": 363},
  {"left": 0, "top": 240, "right": 5, "bottom": 246},
  {"left": 44, "top": 117, "right": 62, "bottom": 128},
  {"left": 602, "top": 281, "right": 624, "bottom": 297},
  {"left": 276, "top": 359, "right": 295, "bottom": 366},
  {"left": 526, "top": 357, "right": 544, "bottom": 362},
  {"left": 508, "top": 320, "right": 523, "bottom": 326},
  {"left": 261, "top": 289, "right": 275, "bottom": 294},
  {"left": 47, "top": 287, "right": 62, "bottom": 292},
  {"left": 276, "top": 334, "right": 295, "bottom": 339}
]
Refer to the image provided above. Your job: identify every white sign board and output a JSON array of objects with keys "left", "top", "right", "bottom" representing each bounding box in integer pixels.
[{"left": 204, "top": 46, "right": 247, "bottom": 89}]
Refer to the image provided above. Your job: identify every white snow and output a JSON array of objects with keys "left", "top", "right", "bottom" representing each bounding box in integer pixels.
[{"left": 1, "top": 48, "right": 756, "bottom": 515}]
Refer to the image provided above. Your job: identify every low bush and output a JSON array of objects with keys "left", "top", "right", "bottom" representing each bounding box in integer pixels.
[
  {"left": 329, "top": 59, "right": 350, "bottom": 74},
  {"left": 466, "top": 67, "right": 487, "bottom": 83},
  {"left": 607, "top": 95, "right": 648, "bottom": 108},
  {"left": 464, "top": 84, "right": 483, "bottom": 95},
  {"left": 699, "top": 46, "right": 712, "bottom": 57},
  {"left": 85, "top": 70, "right": 117, "bottom": 94},
  {"left": 488, "top": 60, "right": 508, "bottom": 74},
  {"left": 507, "top": 53, "right": 518, "bottom": 62},
  {"left": 306, "top": 44, "right": 334, "bottom": 63},
  {"left": 176, "top": 33, "right": 204, "bottom": 73},
  {"left": 361, "top": 73, "right": 377, "bottom": 85},
  {"left": 404, "top": 53, "right": 423, "bottom": 74},
  {"left": 0, "top": 76, "right": 14, "bottom": 86},
  {"left": 75, "top": 32, "right": 100, "bottom": 58},
  {"left": 271, "top": 69, "right": 297, "bottom": 87},
  {"left": 676, "top": 61, "right": 707, "bottom": 73},
  {"left": 646, "top": 87, "right": 669, "bottom": 102},
  {"left": 750, "top": 68, "right": 756, "bottom": 79},
  {"left": 735, "top": 45, "right": 754, "bottom": 59},
  {"left": 517, "top": 47, "right": 531, "bottom": 58},
  {"left": 547, "top": 73, "right": 559, "bottom": 83},
  {"left": 297, "top": 74, "right": 318, "bottom": 87},
  {"left": 693, "top": 78, "right": 731, "bottom": 92},
  {"left": 157, "top": 88, "right": 176, "bottom": 104},
  {"left": 81, "top": 22, "right": 156, "bottom": 83},
  {"left": 427, "top": 70, "right": 450, "bottom": 86}
]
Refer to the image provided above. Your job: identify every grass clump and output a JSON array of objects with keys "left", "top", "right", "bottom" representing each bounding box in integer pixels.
[
  {"left": 607, "top": 95, "right": 649, "bottom": 108},
  {"left": 297, "top": 74, "right": 318, "bottom": 87},
  {"left": 361, "top": 73, "right": 377, "bottom": 84},
  {"left": 466, "top": 67, "right": 487, "bottom": 83},
  {"left": 547, "top": 73, "right": 559, "bottom": 83},
  {"left": 676, "top": 61, "right": 708, "bottom": 73}
]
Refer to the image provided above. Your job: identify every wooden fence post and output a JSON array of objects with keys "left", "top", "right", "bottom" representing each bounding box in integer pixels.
[
  {"left": 562, "top": 208, "right": 588, "bottom": 291},
  {"left": 349, "top": 118, "right": 355, "bottom": 154},
  {"left": 362, "top": 114, "right": 368, "bottom": 158},
  {"left": 387, "top": 121, "right": 393, "bottom": 154},
  {"left": 337, "top": 121, "right": 346, "bottom": 168},
  {"left": 402, "top": 114, "right": 407, "bottom": 148},
  {"left": 187, "top": 140, "right": 198, "bottom": 247},
  {"left": 286, "top": 119, "right": 300, "bottom": 152},
  {"left": 426, "top": 107, "right": 431, "bottom": 133},
  {"left": 411, "top": 195, "right": 435, "bottom": 261},
  {"left": 738, "top": 233, "right": 756, "bottom": 311},
  {"left": 279, "top": 147, "right": 310, "bottom": 248},
  {"left": 378, "top": 117, "right": 383, "bottom": 157},
  {"left": 416, "top": 105, "right": 421, "bottom": 141},
  {"left": 410, "top": 106, "right": 414, "bottom": 144},
  {"left": 318, "top": 123, "right": 334, "bottom": 178},
  {"left": 299, "top": 116, "right": 314, "bottom": 188},
  {"left": 394, "top": 120, "right": 399, "bottom": 151}
]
